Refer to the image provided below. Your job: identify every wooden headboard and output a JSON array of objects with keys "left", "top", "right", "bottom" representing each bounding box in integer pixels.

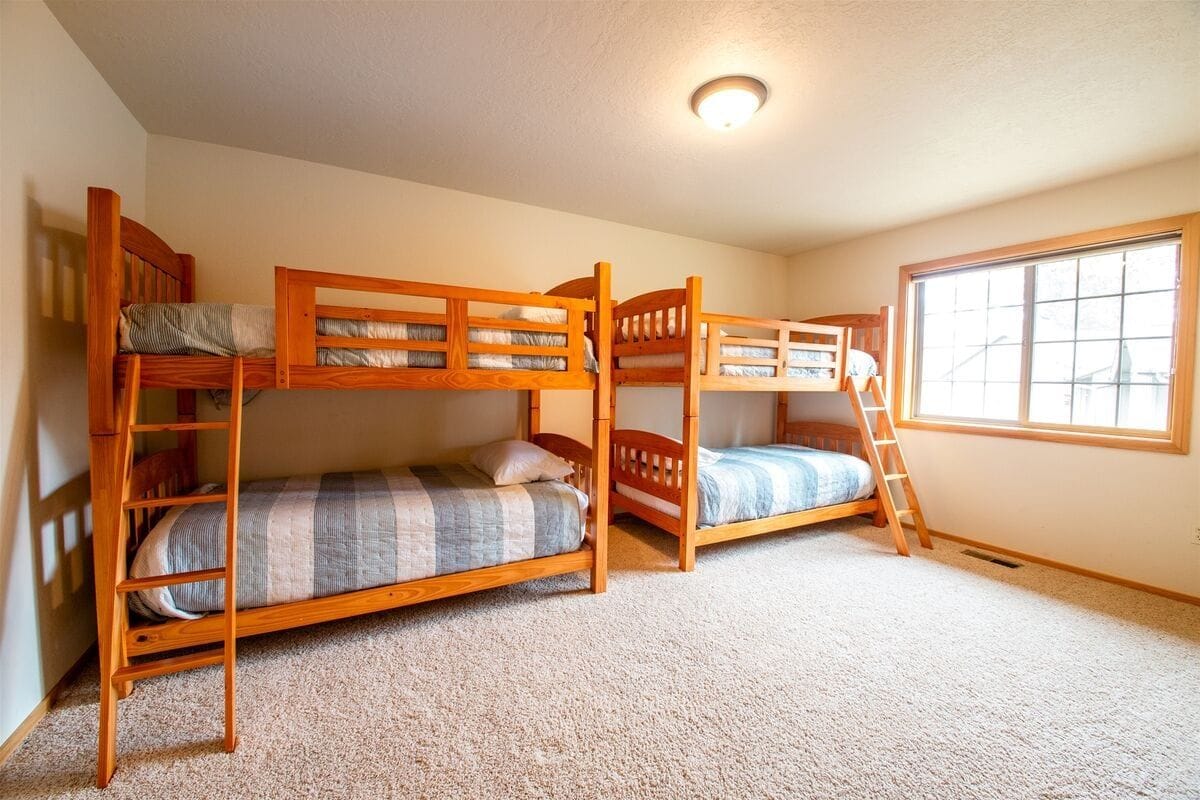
[
  {"left": 801, "top": 306, "right": 894, "bottom": 382},
  {"left": 88, "top": 187, "right": 196, "bottom": 435},
  {"left": 781, "top": 420, "right": 869, "bottom": 461},
  {"left": 546, "top": 270, "right": 611, "bottom": 349}
]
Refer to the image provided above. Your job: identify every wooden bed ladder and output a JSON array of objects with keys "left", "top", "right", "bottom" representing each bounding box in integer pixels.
[
  {"left": 100, "top": 356, "right": 245, "bottom": 785},
  {"left": 847, "top": 375, "right": 932, "bottom": 557}
]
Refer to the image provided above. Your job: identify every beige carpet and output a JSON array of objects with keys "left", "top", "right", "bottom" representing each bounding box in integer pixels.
[{"left": 2, "top": 519, "right": 1198, "bottom": 799}]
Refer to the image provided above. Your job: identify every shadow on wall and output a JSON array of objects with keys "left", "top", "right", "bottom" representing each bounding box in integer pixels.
[{"left": 0, "top": 192, "right": 96, "bottom": 715}]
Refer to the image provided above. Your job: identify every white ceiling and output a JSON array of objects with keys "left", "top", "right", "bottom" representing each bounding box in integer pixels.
[{"left": 48, "top": 1, "right": 1200, "bottom": 255}]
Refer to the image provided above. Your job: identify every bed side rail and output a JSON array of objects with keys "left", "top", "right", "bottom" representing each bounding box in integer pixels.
[
  {"left": 782, "top": 421, "right": 869, "bottom": 461},
  {"left": 273, "top": 267, "right": 598, "bottom": 388},
  {"left": 701, "top": 312, "right": 848, "bottom": 386},
  {"left": 610, "top": 429, "right": 685, "bottom": 504}
]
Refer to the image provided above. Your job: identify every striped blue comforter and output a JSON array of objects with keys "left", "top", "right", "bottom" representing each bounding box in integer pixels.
[
  {"left": 696, "top": 445, "right": 875, "bottom": 527},
  {"left": 130, "top": 464, "right": 588, "bottom": 620}
]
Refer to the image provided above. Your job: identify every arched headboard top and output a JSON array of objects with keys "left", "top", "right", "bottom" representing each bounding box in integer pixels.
[{"left": 545, "top": 262, "right": 611, "bottom": 300}]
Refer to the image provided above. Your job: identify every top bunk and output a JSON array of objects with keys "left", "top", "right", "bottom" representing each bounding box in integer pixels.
[
  {"left": 612, "top": 275, "right": 893, "bottom": 393},
  {"left": 87, "top": 187, "right": 612, "bottom": 435}
]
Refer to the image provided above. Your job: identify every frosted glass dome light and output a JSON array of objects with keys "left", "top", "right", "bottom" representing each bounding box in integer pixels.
[{"left": 690, "top": 76, "right": 768, "bottom": 131}]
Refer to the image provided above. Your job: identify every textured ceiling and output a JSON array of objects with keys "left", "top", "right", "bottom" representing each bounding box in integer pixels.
[{"left": 48, "top": 1, "right": 1200, "bottom": 255}]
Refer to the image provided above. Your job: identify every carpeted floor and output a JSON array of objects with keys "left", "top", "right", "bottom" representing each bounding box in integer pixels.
[{"left": 2, "top": 519, "right": 1198, "bottom": 799}]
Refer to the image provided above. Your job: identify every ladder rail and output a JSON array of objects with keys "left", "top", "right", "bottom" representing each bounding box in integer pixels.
[
  {"left": 99, "top": 356, "right": 244, "bottom": 786},
  {"left": 223, "top": 357, "right": 244, "bottom": 752},
  {"left": 848, "top": 384, "right": 910, "bottom": 556},
  {"left": 846, "top": 374, "right": 933, "bottom": 555},
  {"left": 866, "top": 376, "right": 932, "bottom": 549}
]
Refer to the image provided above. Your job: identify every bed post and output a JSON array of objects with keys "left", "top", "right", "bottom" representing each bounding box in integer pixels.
[
  {"left": 878, "top": 304, "right": 895, "bottom": 397},
  {"left": 873, "top": 307, "right": 895, "bottom": 529},
  {"left": 177, "top": 253, "right": 199, "bottom": 488},
  {"left": 527, "top": 390, "right": 541, "bottom": 439},
  {"left": 608, "top": 333, "right": 617, "bottom": 525},
  {"left": 591, "top": 262, "right": 612, "bottom": 593},
  {"left": 678, "top": 275, "right": 702, "bottom": 572},
  {"left": 86, "top": 187, "right": 124, "bottom": 786},
  {"left": 85, "top": 195, "right": 154, "bottom": 774},
  {"left": 89, "top": 437, "right": 123, "bottom": 788},
  {"left": 775, "top": 392, "right": 789, "bottom": 443},
  {"left": 88, "top": 188, "right": 121, "bottom": 436}
]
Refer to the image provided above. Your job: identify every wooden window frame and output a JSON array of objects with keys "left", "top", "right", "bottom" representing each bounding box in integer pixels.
[{"left": 896, "top": 213, "right": 1199, "bottom": 454}]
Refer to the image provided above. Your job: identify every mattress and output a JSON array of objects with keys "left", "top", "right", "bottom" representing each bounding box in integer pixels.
[
  {"left": 131, "top": 463, "right": 589, "bottom": 620},
  {"left": 615, "top": 444, "right": 874, "bottom": 527},
  {"left": 618, "top": 342, "right": 877, "bottom": 379},
  {"left": 119, "top": 303, "right": 598, "bottom": 372}
]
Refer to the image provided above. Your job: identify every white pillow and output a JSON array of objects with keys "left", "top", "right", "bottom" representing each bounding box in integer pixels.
[
  {"left": 500, "top": 305, "right": 568, "bottom": 324},
  {"left": 471, "top": 440, "right": 574, "bottom": 486},
  {"left": 696, "top": 446, "right": 723, "bottom": 466}
]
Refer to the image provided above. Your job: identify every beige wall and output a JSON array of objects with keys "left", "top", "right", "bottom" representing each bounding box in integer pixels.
[
  {"left": 0, "top": 1, "right": 147, "bottom": 745},
  {"left": 145, "top": 136, "right": 788, "bottom": 481},
  {"left": 787, "top": 154, "right": 1200, "bottom": 596}
]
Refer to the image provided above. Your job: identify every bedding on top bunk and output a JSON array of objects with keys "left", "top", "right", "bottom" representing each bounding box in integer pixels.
[
  {"left": 119, "top": 303, "right": 599, "bottom": 372},
  {"left": 618, "top": 342, "right": 877, "bottom": 378},
  {"left": 615, "top": 444, "right": 874, "bottom": 527},
  {"left": 130, "top": 463, "right": 589, "bottom": 620}
]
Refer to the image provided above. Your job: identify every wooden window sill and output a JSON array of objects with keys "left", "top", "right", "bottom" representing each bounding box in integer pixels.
[{"left": 895, "top": 417, "right": 1186, "bottom": 453}]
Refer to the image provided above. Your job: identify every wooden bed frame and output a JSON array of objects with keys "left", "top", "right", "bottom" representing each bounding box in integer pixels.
[
  {"left": 86, "top": 187, "right": 612, "bottom": 785},
  {"left": 609, "top": 274, "right": 924, "bottom": 571}
]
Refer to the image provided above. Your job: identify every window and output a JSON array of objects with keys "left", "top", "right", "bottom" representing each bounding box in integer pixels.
[{"left": 897, "top": 214, "right": 1198, "bottom": 453}]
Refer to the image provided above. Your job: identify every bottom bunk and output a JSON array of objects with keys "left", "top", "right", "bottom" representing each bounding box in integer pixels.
[
  {"left": 609, "top": 422, "right": 889, "bottom": 563},
  {"left": 121, "top": 433, "right": 601, "bottom": 656}
]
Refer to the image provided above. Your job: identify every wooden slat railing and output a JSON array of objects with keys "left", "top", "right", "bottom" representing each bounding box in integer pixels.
[
  {"left": 274, "top": 267, "right": 597, "bottom": 388},
  {"left": 612, "top": 282, "right": 854, "bottom": 390},
  {"left": 610, "top": 430, "right": 685, "bottom": 505},
  {"left": 700, "top": 313, "right": 846, "bottom": 387},
  {"left": 782, "top": 420, "right": 869, "bottom": 461}
]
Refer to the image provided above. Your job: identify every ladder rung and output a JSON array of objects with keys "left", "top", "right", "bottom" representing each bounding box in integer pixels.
[
  {"left": 123, "top": 493, "right": 228, "bottom": 511},
  {"left": 883, "top": 473, "right": 908, "bottom": 481},
  {"left": 894, "top": 508, "right": 915, "bottom": 516},
  {"left": 131, "top": 421, "right": 230, "bottom": 433},
  {"left": 862, "top": 406, "right": 886, "bottom": 412},
  {"left": 874, "top": 439, "right": 897, "bottom": 445},
  {"left": 117, "top": 567, "right": 226, "bottom": 593},
  {"left": 112, "top": 648, "right": 224, "bottom": 684}
]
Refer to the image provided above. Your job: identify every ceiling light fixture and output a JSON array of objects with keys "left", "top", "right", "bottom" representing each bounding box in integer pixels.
[{"left": 690, "top": 75, "right": 768, "bottom": 131}]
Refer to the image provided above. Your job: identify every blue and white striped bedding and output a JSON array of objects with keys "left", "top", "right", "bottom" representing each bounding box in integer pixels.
[
  {"left": 696, "top": 445, "right": 874, "bottom": 526},
  {"left": 616, "top": 444, "right": 875, "bottom": 527},
  {"left": 131, "top": 463, "right": 589, "bottom": 620},
  {"left": 119, "top": 303, "right": 598, "bottom": 372},
  {"left": 618, "top": 342, "right": 877, "bottom": 378}
]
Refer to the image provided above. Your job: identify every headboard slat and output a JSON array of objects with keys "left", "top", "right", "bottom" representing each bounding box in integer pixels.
[{"left": 120, "top": 216, "right": 186, "bottom": 280}]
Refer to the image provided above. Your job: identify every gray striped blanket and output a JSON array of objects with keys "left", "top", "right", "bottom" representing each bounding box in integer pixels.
[
  {"left": 120, "top": 303, "right": 598, "bottom": 372},
  {"left": 130, "top": 464, "right": 589, "bottom": 620},
  {"left": 695, "top": 445, "right": 875, "bottom": 526}
]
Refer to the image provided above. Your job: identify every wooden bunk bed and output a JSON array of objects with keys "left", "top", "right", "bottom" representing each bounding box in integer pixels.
[
  {"left": 609, "top": 275, "right": 931, "bottom": 571},
  {"left": 86, "top": 188, "right": 612, "bottom": 786}
]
